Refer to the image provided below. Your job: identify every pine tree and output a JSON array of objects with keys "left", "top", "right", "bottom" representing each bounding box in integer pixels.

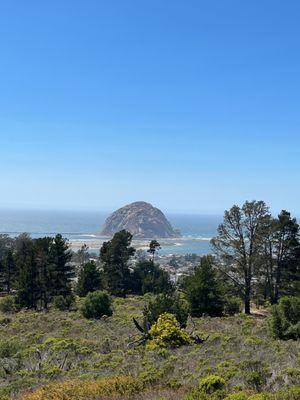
[
  {"left": 76, "top": 244, "right": 90, "bottom": 266},
  {"left": 16, "top": 235, "right": 39, "bottom": 309},
  {"left": 211, "top": 201, "right": 270, "bottom": 314},
  {"left": 49, "top": 234, "right": 73, "bottom": 298},
  {"left": 131, "top": 260, "right": 172, "bottom": 295},
  {"left": 100, "top": 230, "right": 135, "bottom": 297},
  {"left": 263, "top": 210, "right": 300, "bottom": 303},
  {"left": 147, "top": 240, "right": 161, "bottom": 262},
  {"left": 3, "top": 250, "right": 16, "bottom": 294},
  {"left": 0, "top": 234, "right": 15, "bottom": 292},
  {"left": 183, "top": 256, "right": 224, "bottom": 317},
  {"left": 35, "top": 237, "right": 53, "bottom": 309},
  {"left": 76, "top": 261, "right": 102, "bottom": 297}
]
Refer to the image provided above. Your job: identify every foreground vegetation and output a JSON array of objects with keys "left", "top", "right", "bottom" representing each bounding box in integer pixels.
[
  {"left": 0, "top": 199, "right": 299, "bottom": 399},
  {"left": 0, "top": 296, "right": 299, "bottom": 399}
]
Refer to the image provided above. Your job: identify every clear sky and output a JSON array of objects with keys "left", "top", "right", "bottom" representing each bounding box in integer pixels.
[{"left": 0, "top": 1, "right": 299, "bottom": 215}]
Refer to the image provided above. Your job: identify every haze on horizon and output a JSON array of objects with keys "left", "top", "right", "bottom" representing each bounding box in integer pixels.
[{"left": 1, "top": 1, "right": 300, "bottom": 216}]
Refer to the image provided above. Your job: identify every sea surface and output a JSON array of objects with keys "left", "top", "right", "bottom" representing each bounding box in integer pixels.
[{"left": 0, "top": 209, "right": 222, "bottom": 255}]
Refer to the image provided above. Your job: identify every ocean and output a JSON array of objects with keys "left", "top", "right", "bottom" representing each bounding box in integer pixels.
[{"left": 0, "top": 209, "right": 222, "bottom": 256}]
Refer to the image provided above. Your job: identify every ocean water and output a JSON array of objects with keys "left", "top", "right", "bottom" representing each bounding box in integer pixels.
[{"left": 0, "top": 209, "right": 222, "bottom": 255}]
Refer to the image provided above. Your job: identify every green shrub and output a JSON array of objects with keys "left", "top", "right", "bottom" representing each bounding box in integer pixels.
[
  {"left": 81, "top": 290, "right": 112, "bottom": 319},
  {"left": 144, "top": 292, "right": 190, "bottom": 328},
  {"left": 53, "top": 294, "right": 75, "bottom": 311},
  {"left": 199, "top": 375, "right": 226, "bottom": 394},
  {"left": 0, "top": 317, "right": 11, "bottom": 325},
  {"left": 247, "top": 371, "right": 266, "bottom": 390},
  {"left": 224, "top": 393, "right": 248, "bottom": 400},
  {"left": 272, "top": 386, "right": 300, "bottom": 399},
  {"left": 270, "top": 296, "right": 300, "bottom": 340},
  {"left": 241, "top": 360, "right": 270, "bottom": 391},
  {"left": 248, "top": 394, "right": 268, "bottom": 400},
  {"left": 0, "top": 340, "right": 21, "bottom": 358},
  {"left": 224, "top": 297, "right": 242, "bottom": 315},
  {"left": 0, "top": 295, "right": 16, "bottom": 313},
  {"left": 147, "top": 313, "right": 192, "bottom": 349}
]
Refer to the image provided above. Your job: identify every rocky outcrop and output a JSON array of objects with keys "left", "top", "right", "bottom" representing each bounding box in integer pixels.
[{"left": 101, "top": 201, "right": 179, "bottom": 238}]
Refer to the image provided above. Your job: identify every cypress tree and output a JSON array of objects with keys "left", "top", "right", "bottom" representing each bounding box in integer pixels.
[{"left": 100, "top": 230, "right": 135, "bottom": 297}]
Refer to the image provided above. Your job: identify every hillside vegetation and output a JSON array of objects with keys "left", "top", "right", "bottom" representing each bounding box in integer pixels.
[
  {"left": 0, "top": 200, "right": 299, "bottom": 399},
  {"left": 0, "top": 296, "right": 299, "bottom": 400}
]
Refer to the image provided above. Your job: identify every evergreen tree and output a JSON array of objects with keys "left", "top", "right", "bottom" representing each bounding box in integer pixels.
[
  {"left": 0, "top": 234, "right": 15, "bottom": 292},
  {"left": 183, "top": 256, "right": 224, "bottom": 317},
  {"left": 147, "top": 240, "right": 161, "bottom": 262},
  {"left": 3, "top": 250, "right": 16, "bottom": 294},
  {"left": 76, "top": 261, "right": 102, "bottom": 297},
  {"left": 50, "top": 234, "right": 73, "bottom": 298},
  {"left": 262, "top": 210, "right": 300, "bottom": 303},
  {"left": 100, "top": 230, "right": 135, "bottom": 297},
  {"left": 0, "top": 234, "right": 14, "bottom": 259},
  {"left": 16, "top": 235, "right": 39, "bottom": 309},
  {"left": 76, "top": 244, "right": 90, "bottom": 266},
  {"left": 211, "top": 200, "right": 270, "bottom": 314},
  {"left": 35, "top": 237, "right": 53, "bottom": 309},
  {"left": 131, "top": 260, "right": 173, "bottom": 295}
]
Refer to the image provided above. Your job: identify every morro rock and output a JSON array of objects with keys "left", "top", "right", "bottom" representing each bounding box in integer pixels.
[{"left": 101, "top": 201, "right": 179, "bottom": 238}]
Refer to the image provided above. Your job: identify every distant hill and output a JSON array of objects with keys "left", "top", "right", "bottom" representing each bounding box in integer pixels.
[{"left": 101, "top": 201, "right": 179, "bottom": 238}]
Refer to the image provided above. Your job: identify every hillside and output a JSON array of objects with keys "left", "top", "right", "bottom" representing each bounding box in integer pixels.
[{"left": 0, "top": 297, "right": 299, "bottom": 400}]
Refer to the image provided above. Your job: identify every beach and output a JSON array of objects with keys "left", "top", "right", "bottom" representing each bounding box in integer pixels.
[{"left": 68, "top": 235, "right": 212, "bottom": 255}]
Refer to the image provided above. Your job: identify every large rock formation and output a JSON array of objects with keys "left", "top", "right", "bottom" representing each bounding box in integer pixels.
[{"left": 101, "top": 201, "right": 179, "bottom": 238}]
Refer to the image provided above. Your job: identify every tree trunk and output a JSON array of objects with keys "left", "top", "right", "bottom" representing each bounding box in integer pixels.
[
  {"left": 274, "top": 264, "right": 281, "bottom": 303},
  {"left": 244, "top": 281, "right": 251, "bottom": 314},
  {"left": 244, "top": 298, "right": 251, "bottom": 314}
]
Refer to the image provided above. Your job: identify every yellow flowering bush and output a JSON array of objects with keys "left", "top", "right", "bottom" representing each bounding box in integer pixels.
[
  {"left": 147, "top": 312, "right": 193, "bottom": 350},
  {"left": 199, "top": 374, "right": 226, "bottom": 394}
]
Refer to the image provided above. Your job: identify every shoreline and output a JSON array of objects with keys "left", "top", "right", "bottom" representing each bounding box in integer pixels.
[{"left": 68, "top": 236, "right": 212, "bottom": 253}]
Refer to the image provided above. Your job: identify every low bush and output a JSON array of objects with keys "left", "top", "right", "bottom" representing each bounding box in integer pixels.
[
  {"left": 0, "top": 317, "right": 11, "bottom": 325},
  {"left": 270, "top": 296, "right": 300, "bottom": 340},
  {"left": 21, "top": 375, "right": 142, "bottom": 400},
  {"left": 271, "top": 386, "right": 300, "bottom": 399},
  {"left": 81, "top": 290, "right": 112, "bottom": 319},
  {"left": 0, "top": 296, "right": 16, "bottom": 314},
  {"left": 224, "top": 393, "right": 249, "bottom": 400},
  {"left": 53, "top": 294, "right": 75, "bottom": 311},
  {"left": 224, "top": 297, "right": 242, "bottom": 315},
  {"left": 0, "top": 339, "right": 21, "bottom": 358},
  {"left": 241, "top": 360, "right": 270, "bottom": 391},
  {"left": 147, "top": 313, "right": 192, "bottom": 349},
  {"left": 144, "top": 292, "right": 190, "bottom": 328},
  {"left": 248, "top": 395, "right": 268, "bottom": 400},
  {"left": 199, "top": 375, "right": 226, "bottom": 394}
]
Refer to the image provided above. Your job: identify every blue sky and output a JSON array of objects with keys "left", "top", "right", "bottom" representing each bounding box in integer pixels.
[{"left": 0, "top": 1, "right": 300, "bottom": 214}]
